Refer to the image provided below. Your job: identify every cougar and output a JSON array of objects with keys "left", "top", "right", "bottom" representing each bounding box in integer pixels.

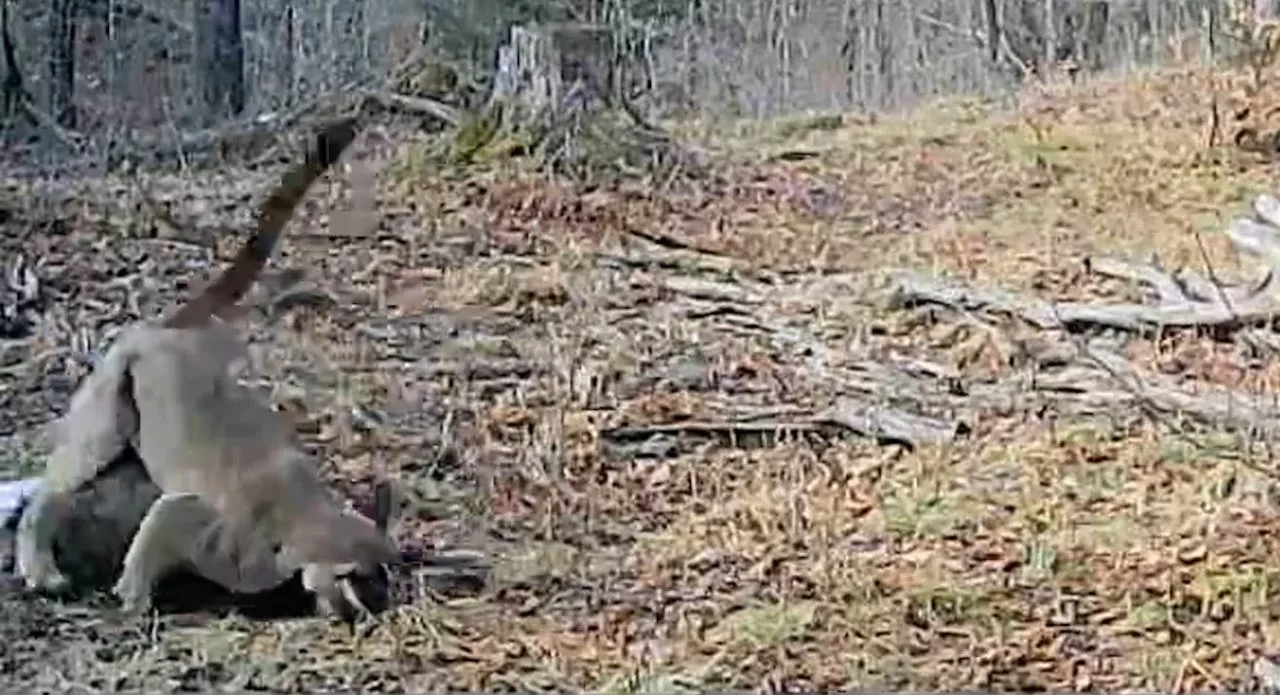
[
  {"left": 3, "top": 447, "right": 395, "bottom": 620},
  {"left": 15, "top": 117, "right": 402, "bottom": 621}
]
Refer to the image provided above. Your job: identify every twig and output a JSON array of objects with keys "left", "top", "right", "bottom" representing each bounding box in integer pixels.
[
  {"left": 621, "top": 221, "right": 733, "bottom": 258},
  {"left": 1192, "top": 228, "right": 1240, "bottom": 321}
]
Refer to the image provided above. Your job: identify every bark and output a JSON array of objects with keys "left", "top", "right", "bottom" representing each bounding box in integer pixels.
[
  {"left": 49, "top": 0, "right": 76, "bottom": 129},
  {"left": 982, "top": 0, "right": 999, "bottom": 64},
  {"left": 193, "top": 0, "right": 245, "bottom": 123},
  {"left": 1082, "top": 1, "right": 1109, "bottom": 72},
  {"left": 463, "top": 23, "right": 698, "bottom": 184}
]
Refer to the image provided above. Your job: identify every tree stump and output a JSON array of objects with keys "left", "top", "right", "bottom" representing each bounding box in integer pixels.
[{"left": 453, "top": 23, "right": 698, "bottom": 183}]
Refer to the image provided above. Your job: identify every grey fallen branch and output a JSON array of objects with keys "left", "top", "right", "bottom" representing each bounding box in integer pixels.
[
  {"left": 600, "top": 398, "right": 965, "bottom": 454},
  {"left": 1084, "top": 255, "right": 1221, "bottom": 304},
  {"left": 601, "top": 420, "right": 823, "bottom": 455},
  {"left": 416, "top": 358, "right": 546, "bottom": 381},
  {"left": 887, "top": 268, "right": 1280, "bottom": 332},
  {"left": 888, "top": 193, "right": 1280, "bottom": 333},
  {"left": 650, "top": 262, "right": 1280, "bottom": 444},
  {"left": 812, "top": 397, "right": 967, "bottom": 448},
  {"left": 644, "top": 275, "right": 767, "bottom": 305},
  {"left": 597, "top": 249, "right": 764, "bottom": 282},
  {"left": 359, "top": 89, "right": 460, "bottom": 127},
  {"left": 1032, "top": 343, "right": 1280, "bottom": 439},
  {"left": 400, "top": 548, "right": 490, "bottom": 597}
]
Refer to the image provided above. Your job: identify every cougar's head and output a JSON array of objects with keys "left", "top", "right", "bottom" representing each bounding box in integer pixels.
[{"left": 293, "top": 480, "right": 401, "bottom": 623}]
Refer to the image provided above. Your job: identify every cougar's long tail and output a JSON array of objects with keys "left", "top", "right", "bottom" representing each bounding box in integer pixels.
[{"left": 162, "top": 118, "right": 360, "bottom": 328}]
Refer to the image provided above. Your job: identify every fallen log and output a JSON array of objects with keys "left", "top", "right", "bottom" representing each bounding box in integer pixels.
[{"left": 888, "top": 193, "right": 1280, "bottom": 334}]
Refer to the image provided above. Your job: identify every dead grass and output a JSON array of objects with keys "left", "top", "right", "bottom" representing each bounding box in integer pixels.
[{"left": 9, "top": 63, "right": 1280, "bottom": 691}]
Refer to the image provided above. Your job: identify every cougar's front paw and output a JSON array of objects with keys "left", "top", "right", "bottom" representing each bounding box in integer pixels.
[{"left": 112, "top": 575, "right": 153, "bottom": 614}]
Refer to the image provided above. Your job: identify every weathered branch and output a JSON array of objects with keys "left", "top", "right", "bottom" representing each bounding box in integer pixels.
[
  {"left": 1032, "top": 342, "right": 1280, "bottom": 439},
  {"left": 1085, "top": 255, "right": 1196, "bottom": 303},
  {"left": 359, "top": 89, "right": 459, "bottom": 127},
  {"left": 890, "top": 193, "right": 1280, "bottom": 333},
  {"left": 887, "top": 268, "right": 1280, "bottom": 331},
  {"left": 813, "top": 397, "right": 967, "bottom": 448},
  {"left": 599, "top": 399, "right": 965, "bottom": 453},
  {"left": 870, "top": 192, "right": 1280, "bottom": 444}
]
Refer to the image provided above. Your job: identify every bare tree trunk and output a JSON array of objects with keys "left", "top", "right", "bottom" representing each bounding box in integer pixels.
[
  {"left": 839, "top": 0, "right": 859, "bottom": 104},
  {"left": 49, "top": 0, "right": 76, "bottom": 128},
  {"left": 1, "top": 0, "right": 24, "bottom": 120},
  {"left": 1059, "top": 7, "right": 1078, "bottom": 63},
  {"left": 1256, "top": 0, "right": 1280, "bottom": 23},
  {"left": 1042, "top": 0, "right": 1056, "bottom": 70},
  {"left": 283, "top": 2, "right": 296, "bottom": 104},
  {"left": 982, "top": 0, "right": 999, "bottom": 64},
  {"left": 350, "top": 0, "right": 366, "bottom": 78},
  {"left": 873, "top": 0, "right": 892, "bottom": 107},
  {"left": 194, "top": 0, "right": 245, "bottom": 123},
  {"left": 1082, "top": 1, "right": 1109, "bottom": 72},
  {"left": 1018, "top": 0, "right": 1044, "bottom": 73},
  {"left": 1144, "top": 0, "right": 1160, "bottom": 62}
]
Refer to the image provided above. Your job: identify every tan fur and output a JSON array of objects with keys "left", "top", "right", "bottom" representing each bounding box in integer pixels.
[
  {"left": 18, "top": 323, "right": 400, "bottom": 617},
  {"left": 109, "top": 324, "right": 399, "bottom": 614},
  {"left": 4, "top": 446, "right": 397, "bottom": 617},
  {"left": 15, "top": 119, "right": 398, "bottom": 620}
]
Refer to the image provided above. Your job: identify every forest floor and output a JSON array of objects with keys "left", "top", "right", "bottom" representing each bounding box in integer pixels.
[{"left": 5, "top": 63, "right": 1280, "bottom": 692}]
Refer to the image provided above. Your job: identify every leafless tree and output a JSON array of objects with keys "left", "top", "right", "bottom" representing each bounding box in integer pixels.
[
  {"left": 1, "top": 0, "right": 24, "bottom": 121},
  {"left": 48, "top": 0, "right": 75, "bottom": 128},
  {"left": 194, "top": 0, "right": 245, "bottom": 123},
  {"left": 1257, "top": 0, "right": 1280, "bottom": 23}
]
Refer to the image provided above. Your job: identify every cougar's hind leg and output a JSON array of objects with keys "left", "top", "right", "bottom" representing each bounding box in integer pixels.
[
  {"left": 14, "top": 488, "right": 74, "bottom": 593},
  {"left": 20, "top": 359, "right": 140, "bottom": 595},
  {"left": 20, "top": 338, "right": 141, "bottom": 595},
  {"left": 41, "top": 345, "right": 140, "bottom": 493}
]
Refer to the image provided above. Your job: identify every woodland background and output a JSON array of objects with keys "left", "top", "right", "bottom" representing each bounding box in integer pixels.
[
  {"left": 0, "top": 0, "right": 1254, "bottom": 158},
  {"left": 8, "top": 0, "right": 1280, "bottom": 692}
]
